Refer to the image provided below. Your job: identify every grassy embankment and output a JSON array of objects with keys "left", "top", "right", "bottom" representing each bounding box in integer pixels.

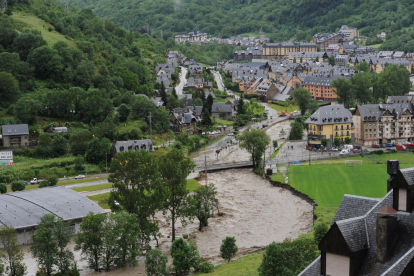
[
  {"left": 268, "top": 103, "right": 300, "bottom": 113},
  {"left": 12, "top": 12, "right": 77, "bottom": 47},
  {"left": 86, "top": 178, "right": 202, "bottom": 209}
]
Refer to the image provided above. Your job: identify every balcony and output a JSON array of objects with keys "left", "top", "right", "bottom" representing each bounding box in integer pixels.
[{"left": 379, "top": 126, "right": 384, "bottom": 129}]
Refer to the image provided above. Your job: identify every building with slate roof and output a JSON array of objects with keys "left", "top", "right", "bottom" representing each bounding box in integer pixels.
[
  {"left": 353, "top": 103, "right": 414, "bottom": 146},
  {"left": 306, "top": 105, "right": 355, "bottom": 147},
  {"left": 299, "top": 160, "right": 414, "bottom": 276},
  {"left": 111, "top": 139, "right": 153, "bottom": 157},
  {"left": 1, "top": 124, "right": 29, "bottom": 147},
  {"left": 211, "top": 102, "right": 236, "bottom": 119},
  {"left": 234, "top": 46, "right": 263, "bottom": 62},
  {"left": 262, "top": 42, "right": 317, "bottom": 60},
  {"left": 174, "top": 31, "right": 207, "bottom": 43},
  {"left": 303, "top": 73, "right": 352, "bottom": 101},
  {"left": 0, "top": 186, "right": 107, "bottom": 245}
]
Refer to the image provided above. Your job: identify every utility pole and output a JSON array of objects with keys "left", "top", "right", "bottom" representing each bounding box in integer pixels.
[
  {"left": 148, "top": 112, "right": 152, "bottom": 141},
  {"left": 205, "top": 154, "right": 207, "bottom": 185},
  {"left": 1, "top": 0, "right": 7, "bottom": 12}
]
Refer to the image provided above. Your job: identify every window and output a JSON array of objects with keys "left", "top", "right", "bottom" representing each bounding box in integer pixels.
[{"left": 347, "top": 131, "right": 349, "bottom": 136}]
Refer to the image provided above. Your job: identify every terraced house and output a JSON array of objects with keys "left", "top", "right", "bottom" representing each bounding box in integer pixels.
[
  {"left": 262, "top": 42, "right": 317, "bottom": 60},
  {"left": 306, "top": 105, "right": 355, "bottom": 147},
  {"left": 353, "top": 100, "right": 414, "bottom": 146}
]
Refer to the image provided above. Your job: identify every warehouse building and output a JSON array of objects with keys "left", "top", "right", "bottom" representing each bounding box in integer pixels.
[{"left": 0, "top": 186, "right": 107, "bottom": 245}]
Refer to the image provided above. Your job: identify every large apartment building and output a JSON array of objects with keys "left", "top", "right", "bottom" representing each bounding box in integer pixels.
[
  {"left": 354, "top": 102, "right": 414, "bottom": 146},
  {"left": 262, "top": 42, "right": 317, "bottom": 60},
  {"left": 174, "top": 31, "right": 208, "bottom": 43},
  {"left": 306, "top": 105, "right": 355, "bottom": 147}
]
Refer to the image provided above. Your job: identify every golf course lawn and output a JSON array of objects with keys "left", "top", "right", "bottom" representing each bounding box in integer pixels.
[{"left": 290, "top": 159, "right": 414, "bottom": 226}]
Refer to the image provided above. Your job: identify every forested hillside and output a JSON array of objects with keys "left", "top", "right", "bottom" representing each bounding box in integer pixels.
[{"left": 64, "top": 0, "right": 414, "bottom": 51}]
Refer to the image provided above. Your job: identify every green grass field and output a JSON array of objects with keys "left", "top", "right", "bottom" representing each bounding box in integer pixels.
[
  {"left": 12, "top": 12, "right": 76, "bottom": 47},
  {"left": 71, "top": 183, "right": 113, "bottom": 192},
  {"left": 268, "top": 104, "right": 299, "bottom": 113},
  {"left": 195, "top": 252, "right": 263, "bottom": 276}
]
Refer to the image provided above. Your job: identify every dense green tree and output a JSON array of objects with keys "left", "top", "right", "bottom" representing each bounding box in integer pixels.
[
  {"left": 117, "top": 103, "right": 130, "bottom": 122},
  {"left": 239, "top": 129, "right": 271, "bottom": 169},
  {"left": 108, "top": 150, "right": 161, "bottom": 245},
  {"left": 288, "top": 121, "right": 303, "bottom": 140},
  {"left": 12, "top": 30, "right": 46, "bottom": 61},
  {"left": 170, "top": 238, "right": 201, "bottom": 276},
  {"left": 352, "top": 72, "right": 372, "bottom": 104},
  {"left": 0, "top": 225, "right": 26, "bottom": 276},
  {"left": 27, "top": 45, "right": 63, "bottom": 79},
  {"left": 293, "top": 88, "right": 311, "bottom": 115},
  {"left": 206, "top": 94, "right": 214, "bottom": 114},
  {"left": 0, "top": 72, "right": 19, "bottom": 107},
  {"left": 74, "top": 60, "right": 95, "bottom": 89},
  {"left": 328, "top": 55, "right": 336, "bottom": 66},
  {"left": 332, "top": 78, "right": 354, "bottom": 108},
  {"left": 188, "top": 183, "right": 219, "bottom": 231},
  {"left": 70, "top": 129, "right": 92, "bottom": 156},
  {"left": 334, "top": 137, "right": 340, "bottom": 147},
  {"left": 158, "top": 149, "right": 196, "bottom": 241},
  {"left": 79, "top": 88, "right": 113, "bottom": 124},
  {"left": 237, "top": 94, "right": 246, "bottom": 115},
  {"left": 145, "top": 249, "right": 169, "bottom": 276},
  {"left": 75, "top": 212, "right": 106, "bottom": 271},
  {"left": 220, "top": 237, "right": 238, "bottom": 262},
  {"left": 0, "top": 183, "right": 6, "bottom": 194},
  {"left": 201, "top": 108, "right": 213, "bottom": 127},
  {"left": 193, "top": 98, "right": 203, "bottom": 106},
  {"left": 86, "top": 137, "right": 111, "bottom": 164}
]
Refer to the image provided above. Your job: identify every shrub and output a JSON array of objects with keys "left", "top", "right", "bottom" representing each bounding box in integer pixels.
[
  {"left": 313, "top": 223, "right": 328, "bottom": 245},
  {"left": 199, "top": 262, "right": 214, "bottom": 273},
  {"left": 0, "top": 183, "right": 7, "bottom": 194},
  {"left": 74, "top": 156, "right": 84, "bottom": 171},
  {"left": 370, "top": 150, "right": 384, "bottom": 155},
  {"left": 171, "top": 238, "right": 201, "bottom": 275},
  {"left": 145, "top": 249, "right": 169, "bottom": 276},
  {"left": 41, "top": 175, "right": 58, "bottom": 187},
  {"left": 11, "top": 181, "right": 26, "bottom": 192},
  {"left": 220, "top": 236, "right": 238, "bottom": 262}
]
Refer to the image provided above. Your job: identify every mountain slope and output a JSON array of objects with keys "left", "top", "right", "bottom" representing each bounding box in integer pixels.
[{"left": 65, "top": 0, "right": 414, "bottom": 50}]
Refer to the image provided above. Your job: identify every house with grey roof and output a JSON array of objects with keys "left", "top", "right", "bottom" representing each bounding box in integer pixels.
[
  {"left": 1, "top": 124, "right": 29, "bottom": 147},
  {"left": 111, "top": 139, "right": 153, "bottom": 157},
  {"left": 299, "top": 160, "right": 414, "bottom": 276},
  {"left": 211, "top": 102, "right": 236, "bottom": 119}
]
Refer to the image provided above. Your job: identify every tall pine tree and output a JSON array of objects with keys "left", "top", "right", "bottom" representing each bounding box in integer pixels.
[
  {"left": 201, "top": 108, "right": 213, "bottom": 127},
  {"left": 159, "top": 81, "right": 168, "bottom": 107},
  {"left": 237, "top": 94, "right": 246, "bottom": 115},
  {"left": 206, "top": 94, "right": 214, "bottom": 114},
  {"left": 172, "top": 87, "right": 177, "bottom": 98}
]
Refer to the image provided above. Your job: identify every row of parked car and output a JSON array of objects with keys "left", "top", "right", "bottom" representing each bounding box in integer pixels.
[{"left": 372, "top": 142, "right": 414, "bottom": 150}]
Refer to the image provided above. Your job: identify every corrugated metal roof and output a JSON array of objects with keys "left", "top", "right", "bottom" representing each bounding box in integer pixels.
[{"left": 0, "top": 186, "right": 107, "bottom": 229}]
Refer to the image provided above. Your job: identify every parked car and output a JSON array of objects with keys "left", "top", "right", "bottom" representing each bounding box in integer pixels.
[
  {"left": 75, "top": 175, "right": 85, "bottom": 179},
  {"left": 23, "top": 181, "right": 28, "bottom": 185},
  {"left": 372, "top": 144, "right": 379, "bottom": 148},
  {"left": 339, "top": 149, "right": 350, "bottom": 155},
  {"left": 353, "top": 148, "right": 361, "bottom": 153},
  {"left": 227, "top": 133, "right": 234, "bottom": 136},
  {"left": 354, "top": 145, "right": 361, "bottom": 150},
  {"left": 396, "top": 144, "right": 407, "bottom": 150},
  {"left": 331, "top": 147, "right": 339, "bottom": 151},
  {"left": 343, "top": 144, "right": 353, "bottom": 150},
  {"left": 363, "top": 149, "right": 370, "bottom": 153},
  {"left": 406, "top": 143, "right": 414, "bottom": 149},
  {"left": 30, "top": 178, "right": 44, "bottom": 184},
  {"left": 386, "top": 147, "right": 394, "bottom": 151},
  {"left": 385, "top": 142, "right": 394, "bottom": 147}
]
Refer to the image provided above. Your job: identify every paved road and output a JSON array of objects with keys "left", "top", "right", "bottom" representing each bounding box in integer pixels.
[
  {"left": 175, "top": 66, "right": 188, "bottom": 94},
  {"left": 212, "top": 71, "right": 225, "bottom": 92},
  {"left": 64, "top": 179, "right": 109, "bottom": 189}
]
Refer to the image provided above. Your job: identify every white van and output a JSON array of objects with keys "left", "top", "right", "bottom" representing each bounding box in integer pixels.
[{"left": 343, "top": 144, "right": 353, "bottom": 150}]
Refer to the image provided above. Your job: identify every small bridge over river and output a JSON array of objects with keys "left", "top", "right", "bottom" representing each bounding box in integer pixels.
[{"left": 198, "top": 161, "right": 253, "bottom": 173}]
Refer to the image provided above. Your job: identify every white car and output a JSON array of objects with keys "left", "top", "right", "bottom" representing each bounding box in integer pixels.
[
  {"left": 227, "top": 133, "right": 235, "bottom": 136},
  {"left": 75, "top": 175, "right": 85, "bottom": 179},
  {"left": 339, "top": 149, "right": 349, "bottom": 155}
]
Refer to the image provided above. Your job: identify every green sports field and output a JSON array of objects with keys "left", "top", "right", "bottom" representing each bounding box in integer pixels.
[{"left": 290, "top": 160, "right": 414, "bottom": 225}]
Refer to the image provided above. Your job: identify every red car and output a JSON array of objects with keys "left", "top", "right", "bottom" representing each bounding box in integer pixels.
[
  {"left": 406, "top": 143, "right": 414, "bottom": 149},
  {"left": 396, "top": 144, "right": 407, "bottom": 150},
  {"left": 372, "top": 144, "right": 379, "bottom": 148},
  {"left": 353, "top": 148, "right": 361, "bottom": 153}
]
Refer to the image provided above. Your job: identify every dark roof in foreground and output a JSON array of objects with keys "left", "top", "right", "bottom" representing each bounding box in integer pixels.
[
  {"left": 0, "top": 186, "right": 106, "bottom": 229},
  {"left": 305, "top": 105, "right": 353, "bottom": 125}
]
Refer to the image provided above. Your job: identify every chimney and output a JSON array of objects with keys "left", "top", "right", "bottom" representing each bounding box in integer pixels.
[
  {"left": 375, "top": 206, "right": 398, "bottom": 263},
  {"left": 387, "top": 160, "right": 399, "bottom": 192}
]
